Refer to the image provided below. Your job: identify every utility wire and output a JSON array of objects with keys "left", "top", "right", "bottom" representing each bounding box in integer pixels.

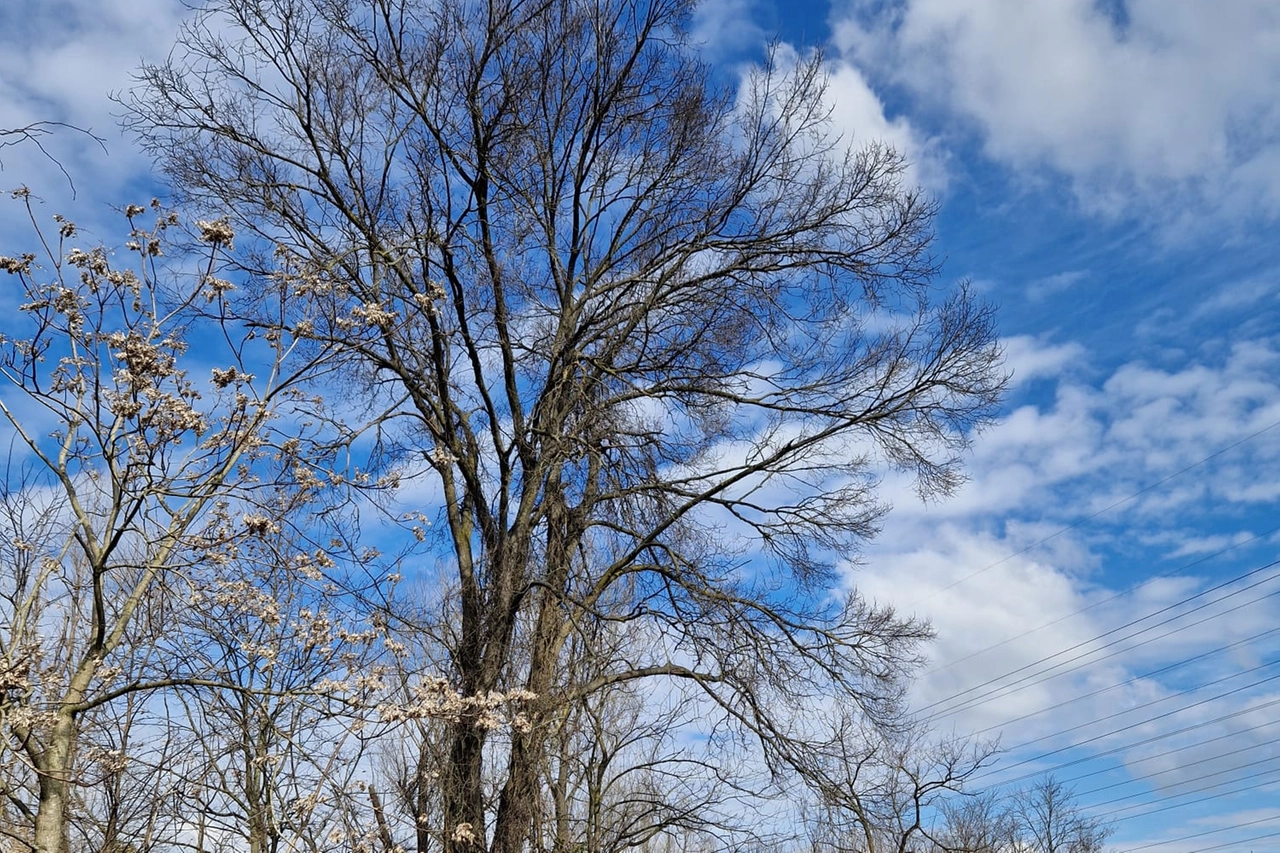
[
  {"left": 907, "top": 558, "right": 1280, "bottom": 841},
  {"left": 923, "top": 559, "right": 1280, "bottom": 720},
  {"left": 923, "top": 523, "right": 1280, "bottom": 679},
  {"left": 889, "top": 424, "right": 1280, "bottom": 843},
  {"left": 994, "top": 657, "right": 1280, "bottom": 757},
  {"left": 1074, "top": 739, "right": 1280, "bottom": 801},
  {"left": 1177, "top": 830, "right": 1280, "bottom": 853},
  {"left": 1096, "top": 772, "right": 1280, "bottom": 825},
  {"left": 893, "top": 422, "right": 1280, "bottom": 838},
  {"left": 1057, "top": 719, "right": 1280, "bottom": 788},
  {"left": 931, "top": 581, "right": 1280, "bottom": 727},
  {"left": 1098, "top": 783, "right": 1280, "bottom": 829},
  {"left": 974, "top": 713, "right": 1280, "bottom": 801},
  {"left": 1114, "top": 812, "right": 1279, "bottom": 852},
  {"left": 1086, "top": 757, "right": 1280, "bottom": 814},
  {"left": 968, "top": 623, "right": 1280, "bottom": 738},
  {"left": 973, "top": 692, "right": 1280, "bottom": 787}
]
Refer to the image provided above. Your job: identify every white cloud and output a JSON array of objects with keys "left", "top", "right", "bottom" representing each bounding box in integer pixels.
[
  {"left": 689, "top": 0, "right": 770, "bottom": 60},
  {"left": 735, "top": 41, "right": 943, "bottom": 193},
  {"left": 867, "top": 335, "right": 1280, "bottom": 541},
  {"left": 845, "top": 331, "right": 1280, "bottom": 821},
  {"left": 0, "top": 0, "right": 187, "bottom": 219},
  {"left": 822, "top": 57, "right": 946, "bottom": 190},
  {"left": 831, "top": 0, "right": 1280, "bottom": 222},
  {"left": 1002, "top": 334, "right": 1087, "bottom": 386},
  {"left": 1025, "top": 270, "right": 1089, "bottom": 302}
]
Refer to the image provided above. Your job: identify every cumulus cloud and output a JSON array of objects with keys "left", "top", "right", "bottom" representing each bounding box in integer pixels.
[
  {"left": 688, "top": 0, "right": 941, "bottom": 188},
  {"left": 847, "top": 332, "right": 1280, "bottom": 827},
  {"left": 689, "top": 0, "right": 771, "bottom": 60},
  {"left": 1002, "top": 334, "right": 1087, "bottom": 386},
  {"left": 727, "top": 36, "right": 942, "bottom": 193},
  {"left": 831, "top": 0, "right": 1280, "bottom": 223},
  {"left": 820, "top": 54, "right": 946, "bottom": 190}
]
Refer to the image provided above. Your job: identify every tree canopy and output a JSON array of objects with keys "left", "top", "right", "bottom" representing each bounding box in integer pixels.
[{"left": 2, "top": 1, "right": 1009, "bottom": 850}]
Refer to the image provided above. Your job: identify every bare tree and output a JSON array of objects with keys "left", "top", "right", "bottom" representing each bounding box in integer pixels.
[
  {"left": 534, "top": 622, "right": 749, "bottom": 853},
  {"left": 0, "top": 195, "right": 327, "bottom": 853},
  {"left": 802, "top": 716, "right": 997, "bottom": 853},
  {"left": 154, "top": 521, "right": 394, "bottom": 853},
  {"left": 126, "top": 1, "right": 1008, "bottom": 851},
  {"left": 935, "top": 790, "right": 1017, "bottom": 853},
  {"left": 1009, "top": 777, "right": 1111, "bottom": 853}
]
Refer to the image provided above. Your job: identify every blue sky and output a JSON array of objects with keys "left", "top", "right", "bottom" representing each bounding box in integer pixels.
[{"left": 4, "top": 1, "right": 1280, "bottom": 851}]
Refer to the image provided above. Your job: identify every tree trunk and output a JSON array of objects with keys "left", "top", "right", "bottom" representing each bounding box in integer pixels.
[
  {"left": 491, "top": 485, "right": 576, "bottom": 853},
  {"left": 443, "top": 721, "right": 488, "bottom": 853},
  {"left": 32, "top": 709, "right": 76, "bottom": 853}
]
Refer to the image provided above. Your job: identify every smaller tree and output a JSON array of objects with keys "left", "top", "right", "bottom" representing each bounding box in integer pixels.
[
  {"left": 803, "top": 716, "right": 998, "bottom": 853},
  {"left": 1010, "top": 776, "right": 1111, "bottom": 853},
  {"left": 931, "top": 775, "right": 1111, "bottom": 853},
  {"left": 0, "top": 192, "right": 324, "bottom": 853},
  {"left": 936, "top": 790, "right": 1017, "bottom": 853},
  {"left": 535, "top": 642, "right": 740, "bottom": 853},
  {"left": 155, "top": 522, "right": 393, "bottom": 853}
]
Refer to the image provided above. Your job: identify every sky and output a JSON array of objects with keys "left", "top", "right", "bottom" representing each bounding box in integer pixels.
[{"left": 3, "top": 1, "right": 1280, "bottom": 851}]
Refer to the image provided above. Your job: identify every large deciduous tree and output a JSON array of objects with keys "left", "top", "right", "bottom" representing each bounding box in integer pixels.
[{"left": 127, "top": 0, "right": 1007, "bottom": 850}]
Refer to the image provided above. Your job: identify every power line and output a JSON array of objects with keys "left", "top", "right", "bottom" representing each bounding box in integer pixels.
[
  {"left": 1178, "top": 830, "right": 1280, "bottom": 853},
  {"left": 923, "top": 523, "right": 1280, "bottom": 680},
  {"left": 974, "top": 692, "right": 1280, "bottom": 787},
  {"left": 974, "top": 715, "right": 1280, "bottom": 806},
  {"left": 1114, "top": 813, "right": 1280, "bottom": 852},
  {"left": 923, "top": 559, "right": 1280, "bottom": 721},
  {"left": 994, "top": 657, "right": 1280, "bottom": 757},
  {"left": 885, "top": 421, "right": 1280, "bottom": 847},
  {"left": 1088, "top": 757, "right": 1280, "bottom": 814},
  {"left": 968, "top": 623, "right": 1280, "bottom": 739},
  {"left": 1074, "top": 737, "right": 1280, "bottom": 801},
  {"left": 908, "top": 558, "right": 1280, "bottom": 840},
  {"left": 1094, "top": 766, "right": 1280, "bottom": 821},
  {"left": 910, "top": 558, "right": 1280, "bottom": 814},
  {"left": 890, "top": 422, "right": 1280, "bottom": 840},
  {"left": 931, "top": 583, "right": 1280, "bottom": 727},
  {"left": 1056, "top": 719, "right": 1280, "bottom": 788}
]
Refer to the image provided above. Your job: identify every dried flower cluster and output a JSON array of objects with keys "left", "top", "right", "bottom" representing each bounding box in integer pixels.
[
  {"left": 377, "top": 677, "right": 536, "bottom": 731},
  {"left": 196, "top": 218, "right": 235, "bottom": 248}
]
